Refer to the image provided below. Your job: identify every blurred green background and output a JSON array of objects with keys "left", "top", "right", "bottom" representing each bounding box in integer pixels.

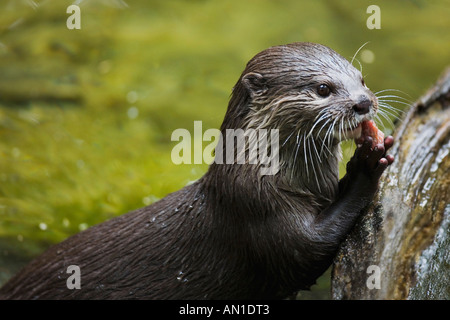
[{"left": 0, "top": 0, "right": 449, "bottom": 298}]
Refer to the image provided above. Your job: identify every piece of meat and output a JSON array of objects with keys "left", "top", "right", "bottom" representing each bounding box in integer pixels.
[{"left": 361, "top": 120, "right": 385, "bottom": 148}]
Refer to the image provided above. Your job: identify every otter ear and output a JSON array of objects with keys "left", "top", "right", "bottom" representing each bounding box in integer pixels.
[{"left": 242, "top": 72, "right": 267, "bottom": 97}]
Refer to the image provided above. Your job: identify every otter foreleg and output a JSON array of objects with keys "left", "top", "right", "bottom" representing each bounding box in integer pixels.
[{"left": 315, "top": 135, "right": 394, "bottom": 241}]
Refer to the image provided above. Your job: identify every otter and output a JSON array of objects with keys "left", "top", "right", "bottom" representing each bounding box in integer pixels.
[{"left": 0, "top": 42, "right": 394, "bottom": 299}]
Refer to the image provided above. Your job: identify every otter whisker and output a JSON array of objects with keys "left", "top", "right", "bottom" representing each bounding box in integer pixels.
[
  {"left": 316, "top": 119, "right": 334, "bottom": 157},
  {"left": 315, "top": 116, "right": 332, "bottom": 137},
  {"left": 292, "top": 131, "right": 302, "bottom": 168},
  {"left": 375, "top": 109, "right": 396, "bottom": 130},
  {"left": 347, "top": 118, "right": 356, "bottom": 134},
  {"left": 318, "top": 138, "right": 332, "bottom": 158},
  {"left": 377, "top": 99, "right": 412, "bottom": 108},
  {"left": 311, "top": 134, "right": 322, "bottom": 164},
  {"left": 378, "top": 104, "right": 405, "bottom": 119},
  {"left": 338, "top": 117, "right": 345, "bottom": 142},
  {"left": 293, "top": 133, "right": 300, "bottom": 160},
  {"left": 374, "top": 114, "right": 394, "bottom": 132},
  {"left": 376, "top": 95, "right": 412, "bottom": 103},
  {"left": 319, "top": 117, "right": 337, "bottom": 158},
  {"left": 306, "top": 113, "right": 332, "bottom": 139},
  {"left": 321, "top": 123, "right": 333, "bottom": 154},
  {"left": 378, "top": 104, "right": 405, "bottom": 122},
  {"left": 325, "top": 117, "right": 338, "bottom": 147},
  {"left": 352, "top": 117, "right": 358, "bottom": 129},
  {"left": 373, "top": 113, "right": 385, "bottom": 129},
  {"left": 303, "top": 134, "right": 310, "bottom": 181},
  {"left": 282, "top": 131, "right": 295, "bottom": 148},
  {"left": 311, "top": 107, "right": 332, "bottom": 124},
  {"left": 354, "top": 58, "right": 363, "bottom": 74},
  {"left": 377, "top": 102, "right": 408, "bottom": 116},
  {"left": 289, "top": 131, "right": 304, "bottom": 182},
  {"left": 307, "top": 136, "right": 322, "bottom": 192},
  {"left": 375, "top": 88, "right": 411, "bottom": 98},
  {"left": 350, "top": 41, "right": 370, "bottom": 66}
]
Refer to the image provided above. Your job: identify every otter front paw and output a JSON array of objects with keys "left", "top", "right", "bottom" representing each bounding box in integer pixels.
[{"left": 345, "top": 135, "right": 394, "bottom": 193}]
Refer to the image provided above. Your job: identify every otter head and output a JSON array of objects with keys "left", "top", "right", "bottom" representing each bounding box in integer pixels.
[
  {"left": 232, "top": 42, "right": 377, "bottom": 140},
  {"left": 221, "top": 42, "right": 378, "bottom": 192}
]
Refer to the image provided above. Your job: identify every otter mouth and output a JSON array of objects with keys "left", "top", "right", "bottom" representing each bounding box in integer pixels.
[{"left": 339, "top": 122, "right": 362, "bottom": 140}]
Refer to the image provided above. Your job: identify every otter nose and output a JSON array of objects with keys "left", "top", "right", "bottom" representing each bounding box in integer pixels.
[{"left": 353, "top": 99, "right": 372, "bottom": 115}]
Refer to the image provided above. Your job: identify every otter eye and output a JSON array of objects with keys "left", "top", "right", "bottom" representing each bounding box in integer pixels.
[{"left": 317, "top": 84, "right": 331, "bottom": 97}]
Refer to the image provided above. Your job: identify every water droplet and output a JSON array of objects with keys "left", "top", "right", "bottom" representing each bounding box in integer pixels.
[
  {"left": 175, "top": 270, "right": 189, "bottom": 283},
  {"left": 142, "top": 197, "right": 152, "bottom": 206},
  {"left": 62, "top": 218, "right": 70, "bottom": 227},
  {"left": 360, "top": 49, "right": 375, "bottom": 64},
  {"left": 127, "top": 106, "right": 139, "bottom": 119},
  {"left": 419, "top": 198, "right": 428, "bottom": 208},
  {"left": 79, "top": 223, "right": 89, "bottom": 231},
  {"left": 126, "top": 91, "right": 138, "bottom": 104}
]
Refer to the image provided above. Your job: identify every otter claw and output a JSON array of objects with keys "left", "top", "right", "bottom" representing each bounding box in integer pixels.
[
  {"left": 374, "top": 158, "right": 389, "bottom": 179},
  {"left": 384, "top": 136, "right": 394, "bottom": 151}
]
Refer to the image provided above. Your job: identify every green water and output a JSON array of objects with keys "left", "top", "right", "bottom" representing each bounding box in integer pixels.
[{"left": 0, "top": 0, "right": 449, "bottom": 297}]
